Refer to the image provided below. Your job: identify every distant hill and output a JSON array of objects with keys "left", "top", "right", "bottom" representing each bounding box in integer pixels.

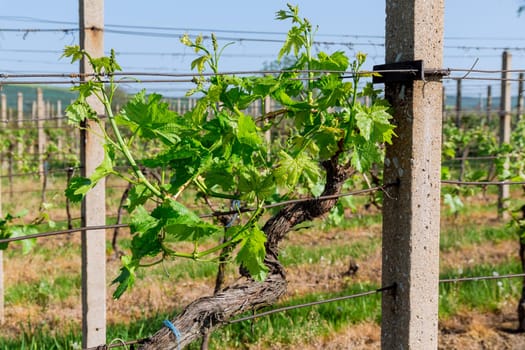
[
  {"left": 1, "top": 85, "right": 77, "bottom": 114},
  {"left": 445, "top": 95, "right": 519, "bottom": 112}
]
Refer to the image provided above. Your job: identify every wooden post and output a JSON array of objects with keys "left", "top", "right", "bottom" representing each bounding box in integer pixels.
[
  {"left": 17, "top": 93, "right": 24, "bottom": 158},
  {"left": 0, "top": 94, "right": 6, "bottom": 176},
  {"left": 176, "top": 98, "right": 181, "bottom": 114},
  {"left": 56, "top": 100, "right": 63, "bottom": 159},
  {"left": 442, "top": 86, "right": 446, "bottom": 121},
  {"left": 0, "top": 94, "right": 6, "bottom": 123},
  {"left": 382, "top": 0, "right": 443, "bottom": 349},
  {"left": 455, "top": 79, "right": 462, "bottom": 127},
  {"left": 79, "top": 0, "right": 106, "bottom": 348},
  {"left": 36, "top": 88, "right": 46, "bottom": 180},
  {"left": 498, "top": 51, "right": 511, "bottom": 219},
  {"left": 0, "top": 94, "right": 3, "bottom": 324},
  {"left": 517, "top": 73, "right": 524, "bottom": 121},
  {"left": 487, "top": 85, "right": 492, "bottom": 124}
]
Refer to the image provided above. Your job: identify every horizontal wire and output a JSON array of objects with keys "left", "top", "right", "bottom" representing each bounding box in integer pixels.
[
  {"left": 440, "top": 272, "right": 525, "bottom": 284},
  {"left": 0, "top": 223, "right": 127, "bottom": 245},
  {"left": 228, "top": 272, "right": 525, "bottom": 325},
  {"left": 0, "top": 186, "right": 386, "bottom": 245},
  {"left": 442, "top": 180, "right": 525, "bottom": 186},
  {"left": 228, "top": 284, "right": 396, "bottom": 325},
  {"left": 5, "top": 18, "right": 525, "bottom": 42},
  {"left": 84, "top": 269, "right": 525, "bottom": 349},
  {"left": 201, "top": 185, "right": 387, "bottom": 218},
  {"left": 0, "top": 68, "right": 416, "bottom": 80},
  {"left": 9, "top": 26, "right": 525, "bottom": 53},
  {"left": 3, "top": 71, "right": 525, "bottom": 86}
]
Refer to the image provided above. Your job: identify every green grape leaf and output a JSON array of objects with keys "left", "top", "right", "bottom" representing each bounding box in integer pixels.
[
  {"left": 313, "top": 126, "right": 344, "bottom": 160},
  {"left": 204, "top": 160, "right": 236, "bottom": 193},
  {"left": 279, "top": 25, "right": 304, "bottom": 59},
  {"left": 10, "top": 225, "right": 38, "bottom": 254},
  {"left": 274, "top": 150, "right": 321, "bottom": 190},
  {"left": 191, "top": 55, "right": 210, "bottom": 73},
  {"left": 315, "top": 74, "right": 350, "bottom": 108},
  {"left": 154, "top": 199, "right": 220, "bottom": 242},
  {"left": 129, "top": 205, "right": 159, "bottom": 236},
  {"left": 65, "top": 99, "right": 97, "bottom": 124},
  {"left": 325, "top": 201, "right": 345, "bottom": 227},
  {"left": 126, "top": 184, "right": 153, "bottom": 213},
  {"left": 112, "top": 255, "right": 137, "bottom": 299},
  {"left": 350, "top": 137, "right": 383, "bottom": 173},
  {"left": 311, "top": 51, "right": 349, "bottom": 72},
  {"left": 236, "top": 226, "right": 268, "bottom": 281},
  {"left": 129, "top": 212, "right": 163, "bottom": 261},
  {"left": 65, "top": 144, "right": 115, "bottom": 203},
  {"left": 238, "top": 167, "right": 276, "bottom": 202},
  {"left": 62, "top": 45, "right": 84, "bottom": 63},
  {"left": 355, "top": 104, "right": 395, "bottom": 143},
  {"left": 65, "top": 176, "right": 92, "bottom": 203},
  {"left": 120, "top": 90, "right": 181, "bottom": 145},
  {"left": 236, "top": 113, "right": 261, "bottom": 148}
]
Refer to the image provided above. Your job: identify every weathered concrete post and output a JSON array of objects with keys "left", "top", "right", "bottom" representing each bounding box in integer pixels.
[
  {"left": 455, "top": 79, "right": 462, "bottom": 127},
  {"left": 487, "top": 85, "right": 492, "bottom": 124},
  {"left": 36, "top": 88, "right": 46, "bottom": 179},
  {"left": 79, "top": 0, "right": 106, "bottom": 347},
  {"left": 17, "top": 93, "right": 24, "bottom": 158},
  {"left": 0, "top": 94, "right": 6, "bottom": 123},
  {"left": 382, "top": 0, "right": 444, "bottom": 349},
  {"left": 56, "top": 100, "right": 63, "bottom": 157},
  {"left": 498, "top": 51, "right": 511, "bottom": 219},
  {"left": 0, "top": 94, "right": 5, "bottom": 324},
  {"left": 517, "top": 73, "right": 524, "bottom": 121}
]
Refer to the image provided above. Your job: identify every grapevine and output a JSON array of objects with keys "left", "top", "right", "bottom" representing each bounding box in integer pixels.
[{"left": 62, "top": 6, "right": 395, "bottom": 340}]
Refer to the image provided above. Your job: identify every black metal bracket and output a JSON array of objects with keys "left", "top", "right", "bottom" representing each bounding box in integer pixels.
[
  {"left": 372, "top": 60, "right": 424, "bottom": 84},
  {"left": 372, "top": 60, "right": 450, "bottom": 84}
]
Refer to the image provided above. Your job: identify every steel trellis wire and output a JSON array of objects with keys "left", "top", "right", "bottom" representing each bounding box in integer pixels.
[
  {"left": 0, "top": 224, "right": 128, "bottom": 245},
  {"left": 440, "top": 273, "right": 525, "bottom": 284},
  {"left": 442, "top": 180, "right": 525, "bottom": 186},
  {"left": 228, "top": 284, "right": 396, "bottom": 324},
  {"left": 0, "top": 185, "right": 387, "bottom": 245},
  {"left": 83, "top": 271, "right": 525, "bottom": 349}
]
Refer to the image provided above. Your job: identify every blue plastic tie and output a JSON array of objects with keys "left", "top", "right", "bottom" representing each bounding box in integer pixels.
[
  {"left": 225, "top": 199, "right": 241, "bottom": 228},
  {"left": 163, "top": 319, "right": 181, "bottom": 350}
]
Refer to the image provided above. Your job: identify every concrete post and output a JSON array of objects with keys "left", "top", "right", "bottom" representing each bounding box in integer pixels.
[
  {"left": 17, "top": 93, "right": 24, "bottom": 158},
  {"left": 518, "top": 73, "right": 524, "bottom": 121},
  {"left": 79, "top": 0, "right": 106, "bottom": 347},
  {"left": 382, "top": 0, "right": 443, "bottom": 349},
  {"left": 0, "top": 94, "right": 6, "bottom": 325},
  {"left": 0, "top": 94, "right": 6, "bottom": 123},
  {"left": 37, "top": 88, "right": 46, "bottom": 178},
  {"left": 498, "top": 51, "right": 511, "bottom": 219},
  {"left": 56, "top": 100, "right": 63, "bottom": 157},
  {"left": 487, "top": 85, "right": 492, "bottom": 124},
  {"left": 442, "top": 86, "right": 446, "bottom": 121},
  {"left": 455, "top": 79, "right": 462, "bottom": 127}
]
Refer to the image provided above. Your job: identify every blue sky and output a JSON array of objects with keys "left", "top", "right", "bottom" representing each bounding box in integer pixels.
[{"left": 1, "top": 1, "right": 525, "bottom": 97}]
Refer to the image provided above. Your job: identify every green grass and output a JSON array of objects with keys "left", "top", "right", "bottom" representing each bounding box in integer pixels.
[
  {"left": 439, "top": 260, "right": 522, "bottom": 318},
  {"left": 0, "top": 312, "right": 170, "bottom": 350},
  {"left": 187, "top": 283, "right": 382, "bottom": 349},
  {"left": 440, "top": 224, "right": 514, "bottom": 251},
  {"left": 1, "top": 258, "right": 523, "bottom": 349},
  {"left": 1, "top": 201, "right": 523, "bottom": 348},
  {"left": 6, "top": 273, "right": 81, "bottom": 307},
  {"left": 280, "top": 237, "right": 380, "bottom": 267}
]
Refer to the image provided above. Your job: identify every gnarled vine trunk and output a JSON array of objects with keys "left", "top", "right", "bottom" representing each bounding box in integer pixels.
[{"left": 138, "top": 158, "right": 353, "bottom": 349}]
